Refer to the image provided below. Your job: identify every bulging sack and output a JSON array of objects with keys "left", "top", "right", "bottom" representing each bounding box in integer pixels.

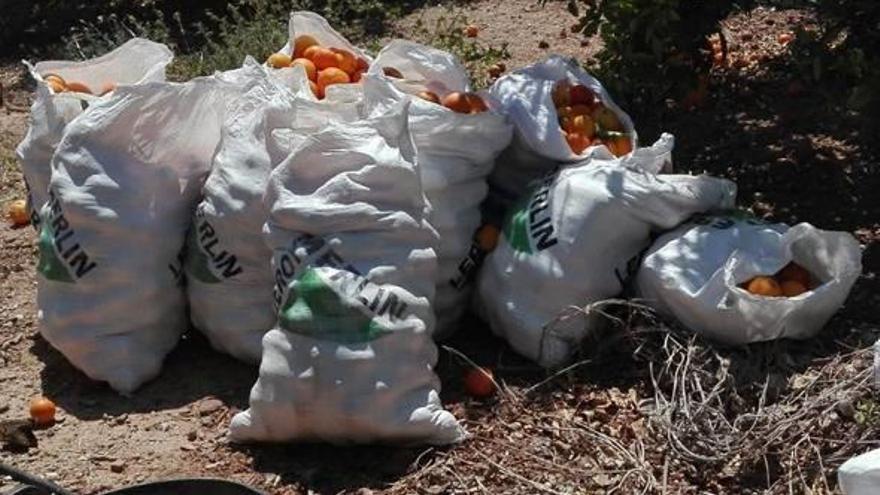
[
  {"left": 186, "top": 67, "right": 365, "bottom": 364},
  {"left": 839, "top": 448, "right": 880, "bottom": 495},
  {"left": 37, "top": 65, "right": 266, "bottom": 393},
  {"left": 16, "top": 38, "right": 173, "bottom": 227},
  {"left": 368, "top": 40, "right": 513, "bottom": 339},
  {"left": 476, "top": 136, "right": 736, "bottom": 368},
  {"left": 229, "top": 96, "right": 465, "bottom": 445},
  {"left": 636, "top": 213, "right": 862, "bottom": 345},
  {"left": 486, "top": 56, "right": 641, "bottom": 223}
]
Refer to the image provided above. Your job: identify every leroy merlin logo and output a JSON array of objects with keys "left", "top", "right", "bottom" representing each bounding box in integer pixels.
[
  {"left": 185, "top": 207, "right": 243, "bottom": 283},
  {"left": 503, "top": 173, "right": 558, "bottom": 254},
  {"left": 273, "top": 234, "right": 410, "bottom": 343},
  {"left": 37, "top": 191, "right": 96, "bottom": 283}
]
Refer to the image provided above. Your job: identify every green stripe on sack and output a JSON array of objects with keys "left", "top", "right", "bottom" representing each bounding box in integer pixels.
[
  {"left": 279, "top": 268, "right": 391, "bottom": 344},
  {"left": 502, "top": 195, "right": 533, "bottom": 254},
  {"left": 37, "top": 220, "right": 74, "bottom": 283}
]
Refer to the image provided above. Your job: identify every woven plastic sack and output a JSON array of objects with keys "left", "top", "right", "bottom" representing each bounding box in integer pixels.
[
  {"left": 186, "top": 65, "right": 365, "bottom": 363},
  {"left": 839, "top": 448, "right": 880, "bottom": 495},
  {"left": 368, "top": 39, "right": 513, "bottom": 338},
  {"left": 16, "top": 38, "right": 173, "bottom": 228},
  {"left": 229, "top": 89, "right": 464, "bottom": 445},
  {"left": 36, "top": 64, "right": 265, "bottom": 393},
  {"left": 636, "top": 213, "right": 862, "bottom": 344},
  {"left": 476, "top": 136, "right": 736, "bottom": 367},
  {"left": 485, "top": 55, "right": 639, "bottom": 223}
]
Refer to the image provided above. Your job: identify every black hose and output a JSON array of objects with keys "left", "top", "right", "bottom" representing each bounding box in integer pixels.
[{"left": 0, "top": 461, "right": 77, "bottom": 495}]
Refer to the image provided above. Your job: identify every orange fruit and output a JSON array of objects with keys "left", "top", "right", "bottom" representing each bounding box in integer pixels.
[
  {"left": 29, "top": 397, "right": 56, "bottom": 426},
  {"left": 781, "top": 280, "right": 808, "bottom": 297},
  {"left": 465, "top": 93, "right": 488, "bottom": 113},
  {"left": 569, "top": 84, "right": 595, "bottom": 106},
  {"left": 442, "top": 92, "right": 471, "bottom": 114},
  {"left": 778, "top": 32, "right": 793, "bottom": 45},
  {"left": 316, "top": 68, "right": 350, "bottom": 97},
  {"left": 776, "top": 262, "right": 812, "bottom": 288},
  {"left": 308, "top": 80, "right": 319, "bottom": 98},
  {"left": 44, "top": 74, "right": 66, "bottom": 93},
  {"left": 356, "top": 57, "right": 369, "bottom": 72},
  {"left": 303, "top": 45, "right": 322, "bottom": 61},
  {"left": 476, "top": 224, "right": 500, "bottom": 252},
  {"left": 310, "top": 48, "right": 341, "bottom": 70},
  {"left": 6, "top": 199, "right": 29, "bottom": 226},
  {"left": 293, "top": 35, "right": 319, "bottom": 58},
  {"left": 382, "top": 66, "right": 404, "bottom": 79},
  {"left": 565, "top": 131, "right": 592, "bottom": 154},
  {"left": 463, "top": 367, "right": 495, "bottom": 398},
  {"left": 99, "top": 82, "right": 116, "bottom": 96},
  {"left": 64, "top": 81, "right": 92, "bottom": 94},
  {"left": 464, "top": 25, "right": 480, "bottom": 38},
  {"left": 350, "top": 70, "right": 364, "bottom": 83},
  {"left": 552, "top": 80, "right": 571, "bottom": 107},
  {"left": 417, "top": 91, "right": 441, "bottom": 104},
  {"left": 605, "top": 136, "right": 633, "bottom": 157},
  {"left": 593, "top": 106, "right": 624, "bottom": 132},
  {"left": 331, "top": 48, "right": 357, "bottom": 75},
  {"left": 744, "top": 276, "right": 783, "bottom": 297},
  {"left": 267, "top": 52, "right": 292, "bottom": 69},
  {"left": 291, "top": 58, "right": 317, "bottom": 81},
  {"left": 569, "top": 114, "right": 595, "bottom": 138}
]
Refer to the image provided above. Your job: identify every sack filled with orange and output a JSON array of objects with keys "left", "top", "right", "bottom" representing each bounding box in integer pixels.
[
  {"left": 264, "top": 11, "right": 371, "bottom": 101},
  {"left": 485, "top": 56, "right": 649, "bottom": 227},
  {"left": 368, "top": 40, "right": 513, "bottom": 339},
  {"left": 637, "top": 213, "right": 862, "bottom": 345},
  {"left": 18, "top": 38, "right": 173, "bottom": 231}
]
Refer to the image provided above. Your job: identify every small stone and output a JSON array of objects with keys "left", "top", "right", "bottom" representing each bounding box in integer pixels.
[
  {"left": 187, "top": 429, "right": 198, "bottom": 442},
  {"left": 538, "top": 40, "right": 550, "bottom": 49},
  {"left": 0, "top": 404, "right": 9, "bottom": 414},
  {"left": 110, "top": 460, "right": 126, "bottom": 473},
  {"left": 197, "top": 399, "right": 224, "bottom": 417}
]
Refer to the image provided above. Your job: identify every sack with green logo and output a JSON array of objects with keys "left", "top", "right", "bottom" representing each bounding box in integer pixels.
[
  {"left": 185, "top": 64, "right": 364, "bottom": 364},
  {"left": 36, "top": 63, "right": 267, "bottom": 394},
  {"left": 476, "top": 136, "right": 736, "bottom": 368},
  {"left": 229, "top": 96, "right": 465, "bottom": 445},
  {"left": 16, "top": 38, "right": 173, "bottom": 229},
  {"left": 485, "top": 55, "right": 645, "bottom": 225},
  {"left": 636, "top": 214, "right": 862, "bottom": 344},
  {"left": 367, "top": 40, "right": 513, "bottom": 339}
]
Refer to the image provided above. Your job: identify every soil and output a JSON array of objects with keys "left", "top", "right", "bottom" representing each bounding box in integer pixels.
[{"left": 1, "top": 2, "right": 879, "bottom": 494}]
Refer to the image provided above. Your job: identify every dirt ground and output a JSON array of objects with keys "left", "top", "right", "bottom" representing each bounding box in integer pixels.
[{"left": 1, "top": 1, "right": 879, "bottom": 494}]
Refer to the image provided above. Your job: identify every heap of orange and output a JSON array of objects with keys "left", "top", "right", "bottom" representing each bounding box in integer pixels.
[
  {"left": 266, "top": 35, "right": 369, "bottom": 99},
  {"left": 551, "top": 79, "right": 632, "bottom": 157},
  {"left": 741, "top": 261, "right": 814, "bottom": 298},
  {"left": 43, "top": 74, "right": 103, "bottom": 95}
]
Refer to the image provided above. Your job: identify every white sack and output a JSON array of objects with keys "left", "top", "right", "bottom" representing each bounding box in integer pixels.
[
  {"left": 186, "top": 65, "right": 365, "bottom": 363},
  {"left": 230, "top": 90, "right": 464, "bottom": 445},
  {"left": 36, "top": 64, "right": 266, "bottom": 393},
  {"left": 16, "top": 38, "right": 173, "bottom": 227},
  {"left": 476, "top": 136, "right": 736, "bottom": 367},
  {"left": 839, "top": 448, "right": 880, "bottom": 495},
  {"left": 636, "top": 214, "right": 862, "bottom": 345},
  {"left": 486, "top": 55, "right": 639, "bottom": 221},
  {"left": 368, "top": 40, "right": 513, "bottom": 339}
]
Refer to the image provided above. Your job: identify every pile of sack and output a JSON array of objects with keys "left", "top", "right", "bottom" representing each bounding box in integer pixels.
[{"left": 17, "top": 11, "right": 863, "bottom": 447}]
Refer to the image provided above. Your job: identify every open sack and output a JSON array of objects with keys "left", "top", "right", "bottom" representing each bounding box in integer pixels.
[
  {"left": 636, "top": 213, "right": 862, "bottom": 344},
  {"left": 476, "top": 135, "right": 736, "bottom": 368},
  {"left": 368, "top": 40, "right": 513, "bottom": 339},
  {"left": 229, "top": 80, "right": 464, "bottom": 445},
  {"left": 16, "top": 38, "right": 173, "bottom": 228},
  {"left": 36, "top": 63, "right": 268, "bottom": 393}
]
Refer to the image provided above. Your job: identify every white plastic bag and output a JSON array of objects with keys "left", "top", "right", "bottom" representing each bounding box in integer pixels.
[
  {"left": 839, "top": 448, "right": 880, "bottom": 495},
  {"left": 476, "top": 136, "right": 736, "bottom": 368},
  {"left": 368, "top": 40, "right": 513, "bottom": 339},
  {"left": 186, "top": 66, "right": 365, "bottom": 364},
  {"left": 636, "top": 214, "right": 862, "bottom": 345},
  {"left": 16, "top": 38, "right": 173, "bottom": 227},
  {"left": 229, "top": 92, "right": 465, "bottom": 445},
  {"left": 36, "top": 64, "right": 266, "bottom": 393},
  {"left": 486, "top": 55, "right": 639, "bottom": 221}
]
